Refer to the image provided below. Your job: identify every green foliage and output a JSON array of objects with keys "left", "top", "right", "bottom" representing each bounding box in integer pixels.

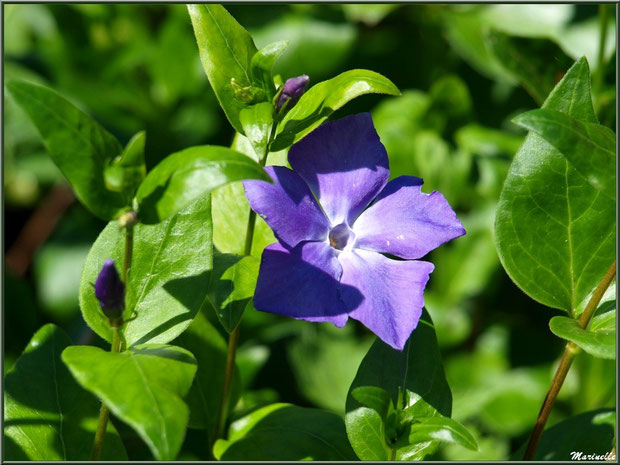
[
  {"left": 271, "top": 69, "right": 400, "bottom": 150},
  {"left": 495, "top": 58, "right": 615, "bottom": 313},
  {"left": 345, "top": 311, "right": 454, "bottom": 460},
  {"left": 62, "top": 344, "right": 197, "bottom": 460},
  {"left": 550, "top": 309, "right": 615, "bottom": 360},
  {"left": 214, "top": 403, "right": 357, "bottom": 460},
  {"left": 187, "top": 4, "right": 260, "bottom": 134},
  {"left": 239, "top": 102, "right": 275, "bottom": 158},
  {"left": 4, "top": 325, "right": 127, "bottom": 460},
  {"left": 6, "top": 80, "right": 128, "bottom": 220},
  {"left": 250, "top": 40, "right": 288, "bottom": 101},
  {"left": 80, "top": 195, "right": 213, "bottom": 346},
  {"left": 135, "top": 144, "right": 270, "bottom": 224},
  {"left": 104, "top": 130, "right": 147, "bottom": 204}
]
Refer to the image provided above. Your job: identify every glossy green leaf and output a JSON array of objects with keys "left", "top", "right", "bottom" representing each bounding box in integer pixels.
[
  {"left": 486, "top": 31, "right": 574, "bottom": 105},
  {"left": 187, "top": 4, "right": 259, "bottom": 134},
  {"left": 350, "top": 386, "right": 391, "bottom": 420},
  {"left": 495, "top": 58, "right": 616, "bottom": 313},
  {"left": 513, "top": 409, "right": 615, "bottom": 460},
  {"left": 239, "top": 102, "right": 274, "bottom": 159},
  {"left": 408, "top": 417, "right": 478, "bottom": 451},
  {"left": 6, "top": 80, "right": 127, "bottom": 220},
  {"left": 250, "top": 40, "right": 288, "bottom": 100},
  {"left": 214, "top": 403, "right": 357, "bottom": 460},
  {"left": 513, "top": 109, "right": 616, "bottom": 199},
  {"left": 80, "top": 195, "right": 213, "bottom": 346},
  {"left": 136, "top": 145, "right": 270, "bottom": 224},
  {"left": 207, "top": 253, "right": 260, "bottom": 333},
  {"left": 549, "top": 314, "right": 615, "bottom": 360},
  {"left": 62, "top": 344, "right": 196, "bottom": 460},
  {"left": 4, "top": 324, "right": 126, "bottom": 460},
  {"left": 175, "top": 310, "right": 241, "bottom": 441},
  {"left": 345, "top": 310, "right": 452, "bottom": 460},
  {"left": 271, "top": 69, "right": 400, "bottom": 151},
  {"left": 104, "top": 130, "right": 147, "bottom": 203}
]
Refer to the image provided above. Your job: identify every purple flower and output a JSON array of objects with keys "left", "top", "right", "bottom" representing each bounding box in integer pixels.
[
  {"left": 243, "top": 113, "right": 465, "bottom": 350},
  {"left": 94, "top": 259, "right": 125, "bottom": 320},
  {"left": 276, "top": 75, "right": 310, "bottom": 110}
]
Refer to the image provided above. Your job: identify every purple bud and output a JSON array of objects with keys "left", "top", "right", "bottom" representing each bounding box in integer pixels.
[
  {"left": 95, "top": 259, "right": 125, "bottom": 321},
  {"left": 276, "top": 75, "right": 310, "bottom": 110}
]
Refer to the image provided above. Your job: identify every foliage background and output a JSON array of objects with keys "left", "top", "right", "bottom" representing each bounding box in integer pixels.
[{"left": 3, "top": 3, "right": 616, "bottom": 460}]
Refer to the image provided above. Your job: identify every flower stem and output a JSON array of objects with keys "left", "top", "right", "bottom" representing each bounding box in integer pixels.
[
  {"left": 91, "top": 327, "right": 121, "bottom": 460},
  {"left": 594, "top": 4, "right": 609, "bottom": 101},
  {"left": 91, "top": 213, "right": 136, "bottom": 460},
  {"left": 523, "top": 260, "right": 616, "bottom": 460},
  {"left": 213, "top": 131, "right": 273, "bottom": 445}
]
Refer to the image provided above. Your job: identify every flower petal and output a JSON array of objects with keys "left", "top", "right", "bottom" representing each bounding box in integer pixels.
[
  {"left": 288, "top": 113, "right": 389, "bottom": 225},
  {"left": 253, "top": 241, "right": 361, "bottom": 327},
  {"left": 338, "top": 249, "right": 434, "bottom": 350},
  {"left": 243, "top": 166, "right": 330, "bottom": 248},
  {"left": 353, "top": 176, "right": 466, "bottom": 259}
]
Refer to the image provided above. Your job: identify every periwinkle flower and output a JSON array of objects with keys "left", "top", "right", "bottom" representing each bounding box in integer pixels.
[
  {"left": 95, "top": 259, "right": 125, "bottom": 321},
  {"left": 243, "top": 113, "right": 465, "bottom": 350},
  {"left": 276, "top": 75, "right": 310, "bottom": 110}
]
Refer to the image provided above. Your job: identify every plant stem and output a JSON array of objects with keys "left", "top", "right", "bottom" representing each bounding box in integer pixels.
[
  {"left": 213, "top": 131, "right": 273, "bottom": 445},
  {"left": 91, "top": 213, "right": 136, "bottom": 460},
  {"left": 388, "top": 447, "right": 396, "bottom": 461},
  {"left": 91, "top": 328, "right": 121, "bottom": 460},
  {"left": 524, "top": 260, "right": 616, "bottom": 460},
  {"left": 594, "top": 4, "right": 609, "bottom": 101}
]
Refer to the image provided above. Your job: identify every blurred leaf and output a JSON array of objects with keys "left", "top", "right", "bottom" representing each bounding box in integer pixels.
[
  {"left": 428, "top": 74, "right": 472, "bottom": 120},
  {"left": 495, "top": 58, "right": 615, "bottom": 313},
  {"left": 342, "top": 4, "right": 399, "bottom": 26},
  {"left": 549, "top": 314, "right": 615, "bottom": 360},
  {"left": 135, "top": 145, "right": 270, "bottom": 224},
  {"left": 214, "top": 403, "right": 357, "bottom": 460},
  {"left": 4, "top": 324, "right": 126, "bottom": 460},
  {"left": 481, "top": 4, "right": 573, "bottom": 37},
  {"left": 187, "top": 4, "right": 260, "bottom": 134},
  {"left": 236, "top": 344, "right": 269, "bottom": 389},
  {"left": 250, "top": 40, "right": 288, "bottom": 101},
  {"left": 239, "top": 102, "right": 274, "bottom": 158},
  {"left": 207, "top": 253, "right": 260, "bottom": 333},
  {"left": 271, "top": 69, "right": 400, "bottom": 151},
  {"left": 512, "top": 409, "right": 615, "bottom": 460},
  {"left": 176, "top": 310, "right": 241, "bottom": 441},
  {"left": 104, "top": 130, "right": 147, "bottom": 204},
  {"left": 455, "top": 123, "right": 523, "bottom": 158},
  {"left": 554, "top": 16, "right": 616, "bottom": 70},
  {"left": 345, "top": 310, "right": 451, "bottom": 460},
  {"left": 62, "top": 344, "right": 196, "bottom": 461},
  {"left": 288, "top": 328, "right": 372, "bottom": 413},
  {"left": 252, "top": 15, "right": 356, "bottom": 80},
  {"left": 6, "top": 80, "right": 127, "bottom": 220},
  {"left": 80, "top": 195, "right": 213, "bottom": 346},
  {"left": 513, "top": 108, "right": 616, "bottom": 200},
  {"left": 408, "top": 417, "right": 477, "bottom": 451},
  {"left": 486, "top": 31, "right": 574, "bottom": 105},
  {"left": 33, "top": 243, "right": 91, "bottom": 321}
]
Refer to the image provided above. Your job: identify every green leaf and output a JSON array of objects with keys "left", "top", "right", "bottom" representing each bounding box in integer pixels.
[
  {"left": 495, "top": 58, "right": 616, "bottom": 313},
  {"left": 6, "top": 80, "right": 127, "bottom": 220},
  {"left": 207, "top": 253, "right": 260, "bottom": 333},
  {"left": 4, "top": 324, "right": 127, "bottom": 460},
  {"left": 136, "top": 145, "right": 270, "bottom": 224},
  {"left": 239, "top": 102, "right": 274, "bottom": 158},
  {"left": 187, "top": 4, "right": 259, "bottom": 134},
  {"left": 62, "top": 344, "right": 197, "bottom": 461},
  {"left": 486, "top": 31, "right": 574, "bottom": 105},
  {"left": 408, "top": 417, "right": 478, "bottom": 451},
  {"left": 80, "top": 195, "right": 213, "bottom": 347},
  {"left": 214, "top": 403, "right": 357, "bottom": 460},
  {"left": 513, "top": 409, "right": 615, "bottom": 460},
  {"left": 271, "top": 69, "right": 400, "bottom": 151},
  {"left": 513, "top": 109, "right": 616, "bottom": 200},
  {"left": 250, "top": 40, "right": 288, "bottom": 101},
  {"left": 175, "top": 310, "right": 241, "bottom": 442},
  {"left": 345, "top": 310, "right": 452, "bottom": 461},
  {"left": 549, "top": 315, "right": 615, "bottom": 360},
  {"left": 350, "top": 386, "right": 392, "bottom": 420},
  {"left": 104, "top": 130, "right": 147, "bottom": 203}
]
